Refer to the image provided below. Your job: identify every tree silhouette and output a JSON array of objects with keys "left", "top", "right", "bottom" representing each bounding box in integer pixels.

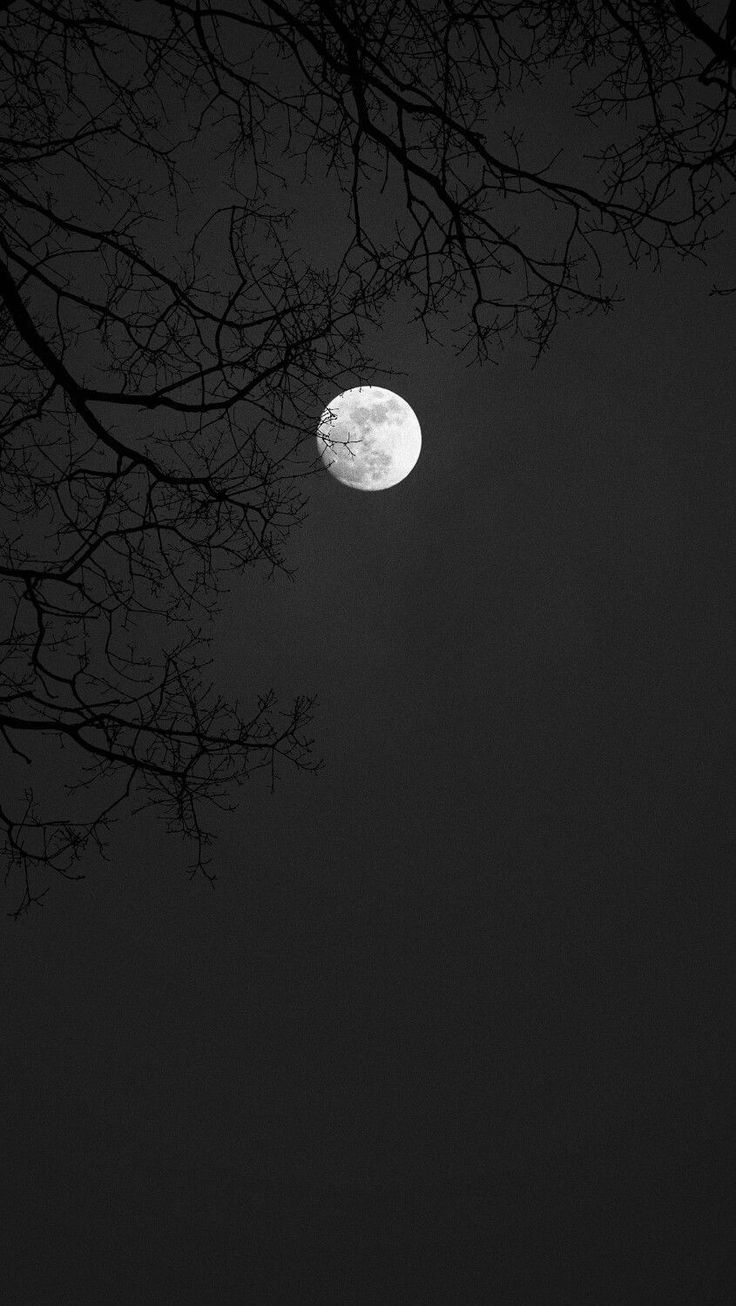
[{"left": 2, "top": 1, "right": 733, "bottom": 913}]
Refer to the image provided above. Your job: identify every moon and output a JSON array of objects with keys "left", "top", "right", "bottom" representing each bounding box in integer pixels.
[{"left": 316, "top": 387, "right": 421, "bottom": 491}]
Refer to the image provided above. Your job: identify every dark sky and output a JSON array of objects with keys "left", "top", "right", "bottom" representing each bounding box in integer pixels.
[{"left": 3, "top": 22, "right": 736, "bottom": 1306}]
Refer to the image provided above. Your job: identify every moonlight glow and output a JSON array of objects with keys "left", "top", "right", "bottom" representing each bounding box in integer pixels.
[{"left": 317, "top": 387, "right": 422, "bottom": 491}]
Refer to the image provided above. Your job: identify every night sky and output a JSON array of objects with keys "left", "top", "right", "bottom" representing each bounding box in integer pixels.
[{"left": 3, "top": 12, "right": 736, "bottom": 1305}]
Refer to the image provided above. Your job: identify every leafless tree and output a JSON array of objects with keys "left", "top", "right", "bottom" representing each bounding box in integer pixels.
[
  {"left": 164, "top": 0, "right": 734, "bottom": 349},
  {"left": 2, "top": 1, "right": 733, "bottom": 913}
]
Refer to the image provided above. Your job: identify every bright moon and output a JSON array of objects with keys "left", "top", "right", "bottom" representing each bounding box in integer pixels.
[{"left": 316, "top": 386, "right": 421, "bottom": 491}]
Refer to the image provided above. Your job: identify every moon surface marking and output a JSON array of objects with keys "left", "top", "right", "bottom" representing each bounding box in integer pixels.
[{"left": 316, "top": 387, "right": 422, "bottom": 491}]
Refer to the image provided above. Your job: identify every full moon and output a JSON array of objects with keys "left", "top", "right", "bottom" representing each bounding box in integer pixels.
[{"left": 316, "top": 386, "right": 421, "bottom": 491}]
